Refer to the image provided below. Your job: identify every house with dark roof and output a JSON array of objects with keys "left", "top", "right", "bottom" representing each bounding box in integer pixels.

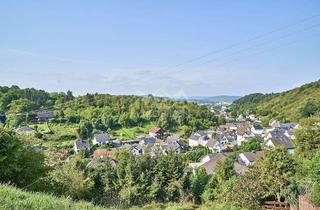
[
  {"left": 112, "top": 139, "right": 122, "bottom": 148},
  {"left": 265, "top": 135, "right": 295, "bottom": 153},
  {"left": 238, "top": 151, "right": 264, "bottom": 166},
  {"left": 16, "top": 126, "right": 36, "bottom": 135},
  {"left": 36, "top": 111, "right": 55, "bottom": 122},
  {"left": 74, "top": 140, "right": 90, "bottom": 153},
  {"left": 139, "top": 137, "right": 157, "bottom": 145},
  {"left": 251, "top": 123, "right": 264, "bottom": 135},
  {"left": 160, "top": 141, "right": 183, "bottom": 154},
  {"left": 279, "top": 123, "right": 299, "bottom": 130},
  {"left": 121, "top": 143, "right": 143, "bottom": 156},
  {"left": 93, "top": 133, "right": 110, "bottom": 145}
]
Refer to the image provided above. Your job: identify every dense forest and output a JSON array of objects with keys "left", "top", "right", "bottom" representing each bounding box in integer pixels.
[{"left": 230, "top": 80, "right": 320, "bottom": 122}]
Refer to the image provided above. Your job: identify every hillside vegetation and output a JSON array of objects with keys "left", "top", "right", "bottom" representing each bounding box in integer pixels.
[
  {"left": 0, "top": 184, "right": 105, "bottom": 210},
  {"left": 0, "top": 85, "right": 218, "bottom": 141},
  {"left": 0, "top": 184, "right": 241, "bottom": 210},
  {"left": 231, "top": 80, "right": 320, "bottom": 122}
]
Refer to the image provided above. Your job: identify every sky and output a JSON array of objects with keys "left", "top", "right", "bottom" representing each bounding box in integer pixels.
[{"left": 0, "top": 0, "right": 320, "bottom": 97}]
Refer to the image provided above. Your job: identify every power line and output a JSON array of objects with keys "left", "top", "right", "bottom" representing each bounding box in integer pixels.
[
  {"left": 109, "top": 14, "right": 320, "bottom": 90},
  {"left": 172, "top": 22, "right": 320, "bottom": 73},
  {"left": 205, "top": 31, "right": 320, "bottom": 70},
  {"left": 160, "top": 14, "right": 320, "bottom": 71}
]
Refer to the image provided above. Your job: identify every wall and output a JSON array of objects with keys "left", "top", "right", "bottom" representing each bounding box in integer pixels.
[{"left": 298, "top": 196, "right": 320, "bottom": 210}]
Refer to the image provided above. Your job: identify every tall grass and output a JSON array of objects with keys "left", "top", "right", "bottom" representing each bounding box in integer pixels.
[{"left": 0, "top": 184, "right": 105, "bottom": 210}]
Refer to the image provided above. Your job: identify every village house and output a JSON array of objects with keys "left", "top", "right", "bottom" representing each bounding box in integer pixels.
[
  {"left": 92, "top": 149, "right": 113, "bottom": 161},
  {"left": 139, "top": 136, "right": 157, "bottom": 146},
  {"left": 16, "top": 126, "right": 36, "bottom": 135},
  {"left": 234, "top": 162, "right": 247, "bottom": 176},
  {"left": 217, "top": 131, "right": 237, "bottom": 145},
  {"left": 238, "top": 151, "right": 264, "bottom": 166},
  {"left": 148, "top": 127, "right": 164, "bottom": 139},
  {"left": 189, "top": 153, "right": 227, "bottom": 175},
  {"left": 237, "top": 114, "right": 245, "bottom": 122},
  {"left": 269, "top": 118, "right": 281, "bottom": 128},
  {"left": 92, "top": 133, "right": 110, "bottom": 145},
  {"left": 279, "top": 123, "right": 299, "bottom": 130},
  {"left": 36, "top": 111, "right": 55, "bottom": 122},
  {"left": 122, "top": 143, "right": 143, "bottom": 156},
  {"left": 251, "top": 123, "right": 264, "bottom": 135},
  {"left": 248, "top": 114, "right": 257, "bottom": 121},
  {"left": 226, "top": 123, "right": 237, "bottom": 131},
  {"left": 112, "top": 139, "right": 122, "bottom": 148},
  {"left": 130, "top": 144, "right": 143, "bottom": 156},
  {"left": 74, "top": 139, "right": 90, "bottom": 153},
  {"left": 265, "top": 136, "right": 295, "bottom": 153},
  {"left": 160, "top": 141, "right": 183, "bottom": 154},
  {"left": 206, "top": 139, "right": 219, "bottom": 153},
  {"left": 188, "top": 131, "right": 209, "bottom": 147}
]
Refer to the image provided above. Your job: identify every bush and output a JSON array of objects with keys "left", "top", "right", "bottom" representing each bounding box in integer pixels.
[{"left": 309, "top": 182, "right": 320, "bottom": 207}]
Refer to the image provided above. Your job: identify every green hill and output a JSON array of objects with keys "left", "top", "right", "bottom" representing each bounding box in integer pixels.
[{"left": 231, "top": 80, "right": 320, "bottom": 122}]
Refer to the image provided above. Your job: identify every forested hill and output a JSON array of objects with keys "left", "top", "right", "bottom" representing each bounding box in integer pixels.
[
  {"left": 0, "top": 85, "right": 218, "bottom": 133},
  {"left": 230, "top": 80, "right": 320, "bottom": 122}
]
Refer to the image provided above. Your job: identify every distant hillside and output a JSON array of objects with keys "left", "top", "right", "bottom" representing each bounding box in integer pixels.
[
  {"left": 174, "top": 95, "right": 241, "bottom": 104},
  {"left": 231, "top": 80, "right": 320, "bottom": 122}
]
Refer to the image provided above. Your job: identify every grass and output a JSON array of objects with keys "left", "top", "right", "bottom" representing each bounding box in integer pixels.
[
  {"left": 28, "top": 123, "right": 78, "bottom": 150},
  {"left": 0, "top": 184, "right": 243, "bottom": 210},
  {"left": 0, "top": 184, "right": 106, "bottom": 210},
  {"left": 114, "top": 124, "right": 155, "bottom": 140},
  {"left": 0, "top": 184, "right": 195, "bottom": 210},
  {"left": 29, "top": 123, "right": 51, "bottom": 134}
]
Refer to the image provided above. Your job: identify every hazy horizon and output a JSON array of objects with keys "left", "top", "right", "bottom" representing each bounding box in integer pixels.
[{"left": 1, "top": 1, "right": 320, "bottom": 96}]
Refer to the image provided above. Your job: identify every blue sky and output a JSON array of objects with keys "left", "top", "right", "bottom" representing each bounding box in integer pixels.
[{"left": 0, "top": 0, "right": 320, "bottom": 96}]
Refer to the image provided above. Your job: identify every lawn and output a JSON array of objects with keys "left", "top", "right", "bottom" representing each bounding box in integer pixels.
[
  {"left": 29, "top": 123, "right": 51, "bottom": 134},
  {"left": 113, "top": 124, "right": 155, "bottom": 140}
]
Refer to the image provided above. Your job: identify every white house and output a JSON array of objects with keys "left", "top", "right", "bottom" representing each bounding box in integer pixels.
[
  {"left": 251, "top": 124, "right": 264, "bottom": 135},
  {"left": 74, "top": 140, "right": 90, "bottom": 153},
  {"left": 269, "top": 119, "right": 280, "bottom": 128},
  {"left": 238, "top": 151, "right": 264, "bottom": 166},
  {"left": 206, "top": 139, "right": 220, "bottom": 153},
  {"left": 265, "top": 137, "right": 295, "bottom": 154},
  {"left": 188, "top": 131, "right": 209, "bottom": 147},
  {"left": 226, "top": 123, "right": 237, "bottom": 131},
  {"left": 92, "top": 133, "right": 110, "bottom": 145},
  {"left": 189, "top": 154, "right": 227, "bottom": 175},
  {"left": 149, "top": 127, "right": 164, "bottom": 139}
]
